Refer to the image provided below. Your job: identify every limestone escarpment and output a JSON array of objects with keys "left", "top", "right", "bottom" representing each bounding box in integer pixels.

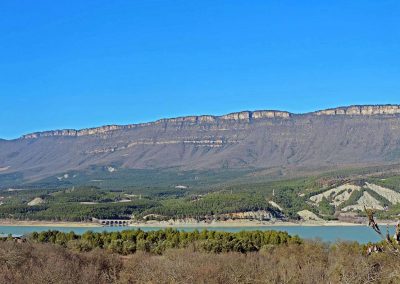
[
  {"left": 21, "top": 110, "right": 291, "bottom": 139},
  {"left": 20, "top": 105, "right": 400, "bottom": 140},
  {"left": 22, "top": 126, "right": 123, "bottom": 139},
  {"left": 314, "top": 105, "right": 400, "bottom": 116}
]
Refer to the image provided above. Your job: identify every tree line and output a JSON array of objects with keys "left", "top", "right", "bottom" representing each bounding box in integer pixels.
[{"left": 28, "top": 228, "right": 302, "bottom": 255}]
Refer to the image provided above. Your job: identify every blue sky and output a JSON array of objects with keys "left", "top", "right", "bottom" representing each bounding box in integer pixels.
[{"left": 1, "top": 1, "right": 399, "bottom": 139}]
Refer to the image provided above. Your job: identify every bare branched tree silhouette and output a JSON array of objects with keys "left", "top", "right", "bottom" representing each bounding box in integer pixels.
[{"left": 365, "top": 206, "right": 400, "bottom": 257}]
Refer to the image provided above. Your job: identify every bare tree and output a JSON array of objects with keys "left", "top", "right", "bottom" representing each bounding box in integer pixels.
[{"left": 365, "top": 206, "right": 400, "bottom": 257}]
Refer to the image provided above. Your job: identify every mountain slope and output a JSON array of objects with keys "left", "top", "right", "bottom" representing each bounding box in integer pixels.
[{"left": 2, "top": 105, "right": 400, "bottom": 183}]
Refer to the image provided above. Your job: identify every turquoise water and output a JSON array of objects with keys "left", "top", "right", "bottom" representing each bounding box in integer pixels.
[{"left": 0, "top": 225, "right": 391, "bottom": 244}]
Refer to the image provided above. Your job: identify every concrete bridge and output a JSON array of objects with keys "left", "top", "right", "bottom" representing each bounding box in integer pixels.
[{"left": 92, "top": 218, "right": 132, "bottom": 226}]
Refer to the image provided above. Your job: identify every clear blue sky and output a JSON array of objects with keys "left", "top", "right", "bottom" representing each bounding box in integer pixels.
[{"left": 1, "top": 1, "right": 399, "bottom": 139}]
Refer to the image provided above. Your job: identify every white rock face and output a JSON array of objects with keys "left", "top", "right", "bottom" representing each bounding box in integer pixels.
[
  {"left": 28, "top": 197, "right": 45, "bottom": 206},
  {"left": 310, "top": 184, "right": 361, "bottom": 206},
  {"left": 222, "top": 210, "right": 273, "bottom": 220},
  {"left": 107, "top": 166, "right": 116, "bottom": 173},
  {"left": 0, "top": 166, "right": 10, "bottom": 172},
  {"left": 297, "top": 210, "right": 323, "bottom": 221},
  {"left": 57, "top": 174, "right": 69, "bottom": 181},
  {"left": 268, "top": 201, "right": 283, "bottom": 211},
  {"left": 252, "top": 111, "right": 291, "bottom": 119},
  {"left": 342, "top": 192, "right": 384, "bottom": 211},
  {"left": 365, "top": 183, "right": 400, "bottom": 204},
  {"left": 175, "top": 185, "right": 188, "bottom": 189},
  {"left": 21, "top": 110, "right": 291, "bottom": 139},
  {"left": 315, "top": 105, "right": 400, "bottom": 116}
]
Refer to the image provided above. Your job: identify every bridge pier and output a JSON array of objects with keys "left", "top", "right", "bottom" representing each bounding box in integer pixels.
[{"left": 93, "top": 218, "right": 132, "bottom": 226}]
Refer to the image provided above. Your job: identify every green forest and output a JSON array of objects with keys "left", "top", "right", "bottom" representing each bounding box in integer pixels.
[
  {"left": 27, "top": 228, "right": 302, "bottom": 255},
  {"left": 2, "top": 165, "right": 400, "bottom": 222}
]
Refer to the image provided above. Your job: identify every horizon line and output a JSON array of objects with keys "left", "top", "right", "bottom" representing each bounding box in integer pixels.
[{"left": 4, "top": 104, "right": 400, "bottom": 141}]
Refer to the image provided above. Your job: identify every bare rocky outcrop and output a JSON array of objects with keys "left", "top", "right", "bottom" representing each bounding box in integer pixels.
[
  {"left": 342, "top": 192, "right": 384, "bottom": 211},
  {"left": 310, "top": 184, "right": 361, "bottom": 206},
  {"left": 27, "top": 197, "right": 45, "bottom": 206},
  {"left": 21, "top": 110, "right": 291, "bottom": 139},
  {"left": 365, "top": 183, "right": 400, "bottom": 204},
  {"left": 314, "top": 105, "right": 400, "bottom": 116},
  {"left": 20, "top": 105, "right": 400, "bottom": 139},
  {"left": 22, "top": 125, "right": 124, "bottom": 139},
  {"left": 297, "top": 210, "right": 323, "bottom": 221}
]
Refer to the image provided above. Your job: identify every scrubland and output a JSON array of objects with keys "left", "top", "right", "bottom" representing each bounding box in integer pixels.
[{"left": 1, "top": 240, "right": 400, "bottom": 283}]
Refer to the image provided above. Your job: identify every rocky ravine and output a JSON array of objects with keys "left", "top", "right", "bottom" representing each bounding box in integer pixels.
[{"left": 2, "top": 105, "right": 400, "bottom": 181}]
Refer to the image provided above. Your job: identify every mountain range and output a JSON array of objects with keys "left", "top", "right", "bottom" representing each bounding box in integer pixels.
[{"left": 2, "top": 104, "right": 400, "bottom": 184}]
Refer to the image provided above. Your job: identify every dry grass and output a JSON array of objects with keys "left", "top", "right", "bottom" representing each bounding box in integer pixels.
[
  {"left": 0, "top": 242, "right": 122, "bottom": 284},
  {"left": 1, "top": 241, "right": 400, "bottom": 283}
]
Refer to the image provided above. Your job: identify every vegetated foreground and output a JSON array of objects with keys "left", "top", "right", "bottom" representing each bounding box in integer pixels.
[{"left": 1, "top": 235, "right": 399, "bottom": 284}]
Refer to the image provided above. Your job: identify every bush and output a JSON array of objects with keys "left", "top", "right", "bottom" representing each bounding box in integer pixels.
[{"left": 2, "top": 240, "right": 400, "bottom": 283}]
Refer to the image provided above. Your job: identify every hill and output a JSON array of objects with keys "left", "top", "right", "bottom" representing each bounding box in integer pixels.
[{"left": 2, "top": 105, "right": 400, "bottom": 186}]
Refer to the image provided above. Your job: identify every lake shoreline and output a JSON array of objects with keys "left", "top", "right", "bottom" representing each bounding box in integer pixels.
[
  {"left": 128, "top": 220, "right": 367, "bottom": 227},
  {"left": 0, "top": 220, "right": 101, "bottom": 227},
  {"left": 0, "top": 219, "right": 378, "bottom": 228},
  {"left": 0, "top": 219, "right": 393, "bottom": 244}
]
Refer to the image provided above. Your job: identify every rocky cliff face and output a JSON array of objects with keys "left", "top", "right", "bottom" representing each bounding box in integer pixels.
[
  {"left": 21, "top": 110, "right": 291, "bottom": 139},
  {"left": 2, "top": 105, "right": 400, "bottom": 182},
  {"left": 21, "top": 105, "right": 400, "bottom": 140},
  {"left": 313, "top": 105, "right": 400, "bottom": 116}
]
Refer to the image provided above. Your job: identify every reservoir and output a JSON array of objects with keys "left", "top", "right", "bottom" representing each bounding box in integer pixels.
[{"left": 0, "top": 225, "right": 391, "bottom": 244}]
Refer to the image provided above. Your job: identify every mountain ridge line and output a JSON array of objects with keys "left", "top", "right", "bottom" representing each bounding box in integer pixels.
[{"left": 18, "top": 104, "right": 400, "bottom": 140}]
